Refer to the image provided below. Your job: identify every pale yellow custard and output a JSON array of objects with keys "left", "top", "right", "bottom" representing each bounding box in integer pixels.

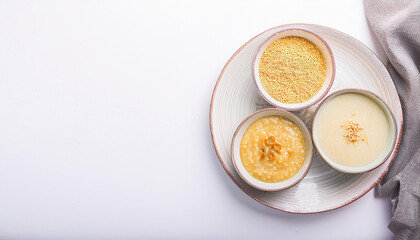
[
  {"left": 314, "top": 93, "right": 389, "bottom": 167},
  {"left": 240, "top": 116, "right": 306, "bottom": 183}
]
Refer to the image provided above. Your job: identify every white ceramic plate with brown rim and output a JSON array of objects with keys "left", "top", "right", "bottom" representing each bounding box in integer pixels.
[{"left": 210, "top": 24, "right": 403, "bottom": 213}]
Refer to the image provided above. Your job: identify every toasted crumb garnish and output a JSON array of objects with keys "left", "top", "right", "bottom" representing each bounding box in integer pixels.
[
  {"left": 342, "top": 121, "right": 364, "bottom": 144},
  {"left": 259, "top": 36, "right": 326, "bottom": 104}
]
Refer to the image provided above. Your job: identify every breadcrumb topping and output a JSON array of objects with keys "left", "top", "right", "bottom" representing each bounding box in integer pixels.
[
  {"left": 259, "top": 36, "right": 327, "bottom": 104},
  {"left": 341, "top": 121, "right": 366, "bottom": 144}
]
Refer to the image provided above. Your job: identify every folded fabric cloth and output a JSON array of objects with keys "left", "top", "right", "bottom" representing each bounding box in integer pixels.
[{"left": 364, "top": 0, "right": 420, "bottom": 239}]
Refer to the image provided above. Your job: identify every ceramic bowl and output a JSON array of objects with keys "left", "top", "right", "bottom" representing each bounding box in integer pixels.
[
  {"left": 312, "top": 89, "right": 397, "bottom": 174},
  {"left": 252, "top": 28, "right": 335, "bottom": 111},
  {"left": 231, "top": 108, "right": 313, "bottom": 191}
]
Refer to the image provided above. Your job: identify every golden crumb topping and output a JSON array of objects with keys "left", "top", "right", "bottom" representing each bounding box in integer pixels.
[{"left": 259, "top": 36, "right": 327, "bottom": 104}]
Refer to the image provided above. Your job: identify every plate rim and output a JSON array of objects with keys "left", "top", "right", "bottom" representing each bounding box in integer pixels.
[{"left": 209, "top": 23, "right": 403, "bottom": 214}]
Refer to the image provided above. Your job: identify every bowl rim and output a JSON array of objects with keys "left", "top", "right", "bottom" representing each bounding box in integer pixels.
[
  {"left": 311, "top": 88, "right": 398, "bottom": 174},
  {"left": 252, "top": 27, "right": 336, "bottom": 111},
  {"left": 231, "top": 108, "right": 314, "bottom": 191}
]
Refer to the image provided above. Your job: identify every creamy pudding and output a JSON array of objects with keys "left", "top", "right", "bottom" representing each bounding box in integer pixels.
[{"left": 313, "top": 92, "right": 390, "bottom": 167}]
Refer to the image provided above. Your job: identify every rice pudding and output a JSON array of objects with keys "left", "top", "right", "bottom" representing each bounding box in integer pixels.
[{"left": 240, "top": 115, "right": 306, "bottom": 183}]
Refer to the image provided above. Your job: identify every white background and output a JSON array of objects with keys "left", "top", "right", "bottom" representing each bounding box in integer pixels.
[{"left": 0, "top": 1, "right": 393, "bottom": 239}]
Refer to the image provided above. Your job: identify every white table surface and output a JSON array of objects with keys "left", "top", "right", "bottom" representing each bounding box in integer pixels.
[{"left": 0, "top": 1, "right": 394, "bottom": 239}]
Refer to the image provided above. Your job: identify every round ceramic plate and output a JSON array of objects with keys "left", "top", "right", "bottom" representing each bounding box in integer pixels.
[{"left": 210, "top": 24, "right": 403, "bottom": 213}]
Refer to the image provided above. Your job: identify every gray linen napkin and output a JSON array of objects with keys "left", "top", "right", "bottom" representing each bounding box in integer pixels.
[{"left": 364, "top": 0, "right": 420, "bottom": 239}]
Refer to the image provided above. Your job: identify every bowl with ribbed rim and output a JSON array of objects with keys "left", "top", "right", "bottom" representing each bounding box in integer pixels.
[{"left": 210, "top": 23, "right": 403, "bottom": 213}]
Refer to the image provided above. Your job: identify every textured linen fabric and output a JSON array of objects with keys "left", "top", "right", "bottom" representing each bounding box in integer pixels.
[{"left": 364, "top": 0, "right": 420, "bottom": 239}]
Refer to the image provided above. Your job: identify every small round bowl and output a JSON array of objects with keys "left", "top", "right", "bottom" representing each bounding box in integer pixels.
[
  {"left": 252, "top": 28, "right": 335, "bottom": 111},
  {"left": 312, "top": 89, "right": 397, "bottom": 174},
  {"left": 231, "top": 108, "right": 313, "bottom": 191}
]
